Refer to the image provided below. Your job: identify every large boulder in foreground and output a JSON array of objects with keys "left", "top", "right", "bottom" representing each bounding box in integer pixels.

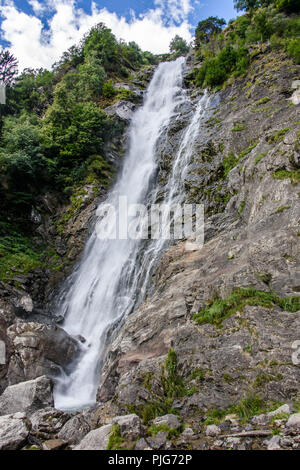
[
  {"left": 6, "top": 321, "right": 80, "bottom": 384},
  {"left": 0, "top": 413, "right": 29, "bottom": 450},
  {"left": 0, "top": 376, "right": 53, "bottom": 416},
  {"left": 74, "top": 424, "right": 113, "bottom": 451}
]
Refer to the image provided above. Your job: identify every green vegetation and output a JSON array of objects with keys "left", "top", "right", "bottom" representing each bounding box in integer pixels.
[
  {"left": 0, "top": 222, "right": 42, "bottom": 283},
  {"left": 126, "top": 350, "right": 191, "bottom": 425},
  {"left": 169, "top": 35, "right": 190, "bottom": 58},
  {"left": 194, "top": 2, "right": 300, "bottom": 89},
  {"left": 267, "top": 128, "right": 290, "bottom": 143},
  {"left": 223, "top": 143, "right": 257, "bottom": 177},
  {"left": 254, "top": 151, "right": 268, "bottom": 165},
  {"left": 193, "top": 287, "right": 300, "bottom": 327},
  {"left": 0, "top": 23, "right": 157, "bottom": 218},
  {"left": 232, "top": 121, "right": 247, "bottom": 132},
  {"left": 275, "top": 204, "right": 291, "bottom": 213},
  {"left": 0, "top": 23, "right": 159, "bottom": 282},
  {"left": 273, "top": 169, "right": 300, "bottom": 184},
  {"left": 106, "top": 424, "right": 125, "bottom": 451},
  {"left": 203, "top": 395, "right": 288, "bottom": 426},
  {"left": 148, "top": 424, "right": 182, "bottom": 440}
]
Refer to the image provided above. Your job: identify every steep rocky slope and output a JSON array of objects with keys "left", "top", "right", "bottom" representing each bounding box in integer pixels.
[{"left": 92, "top": 49, "right": 300, "bottom": 449}]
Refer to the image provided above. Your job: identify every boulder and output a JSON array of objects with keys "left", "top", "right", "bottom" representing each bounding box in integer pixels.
[
  {"left": 0, "top": 413, "right": 29, "bottom": 450},
  {"left": 147, "top": 432, "right": 168, "bottom": 450},
  {"left": 266, "top": 435, "right": 281, "bottom": 451},
  {"left": 74, "top": 424, "right": 113, "bottom": 450},
  {"left": 58, "top": 415, "right": 90, "bottom": 444},
  {"left": 7, "top": 322, "right": 80, "bottom": 384},
  {"left": 111, "top": 414, "right": 142, "bottom": 439},
  {"left": 135, "top": 438, "right": 152, "bottom": 450},
  {"left": 205, "top": 425, "right": 221, "bottom": 437},
  {"left": 30, "top": 407, "right": 70, "bottom": 439},
  {"left": 268, "top": 404, "right": 291, "bottom": 418},
  {"left": 286, "top": 413, "right": 300, "bottom": 433},
  {"left": 105, "top": 100, "right": 136, "bottom": 122},
  {"left": 0, "top": 376, "right": 53, "bottom": 416},
  {"left": 42, "top": 439, "right": 67, "bottom": 451},
  {"left": 152, "top": 414, "right": 181, "bottom": 430}
]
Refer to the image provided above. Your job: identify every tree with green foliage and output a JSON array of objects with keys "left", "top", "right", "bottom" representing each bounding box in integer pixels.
[
  {"left": 276, "top": 0, "right": 300, "bottom": 14},
  {"left": 195, "top": 17, "right": 226, "bottom": 48},
  {"left": 83, "top": 23, "right": 119, "bottom": 72},
  {"left": 77, "top": 54, "right": 107, "bottom": 100},
  {"left": 169, "top": 35, "right": 190, "bottom": 57},
  {"left": 234, "top": 0, "right": 260, "bottom": 11},
  {"left": 5, "top": 68, "right": 55, "bottom": 116},
  {"left": 0, "top": 114, "right": 52, "bottom": 209},
  {"left": 195, "top": 45, "right": 249, "bottom": 88},
  {"left": 0, "top": 50, "right": 18, "bottom": 85}
]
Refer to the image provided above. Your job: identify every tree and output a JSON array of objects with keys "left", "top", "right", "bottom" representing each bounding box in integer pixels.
[
  {"left": 276, "top": 0, "right": 300, "bottom": 14},
  {"left": 0, "top": 51, "right": 18, "bottom": 85},
  {"left": 83, "top": 23, "right": 119, "bottom": 72},
  {"left": 169, "top": 36, "right": 190, "bottom": 57},
  {"left": 234, "top": 0, "right": 259, "bottom": 11},
  {"left": 195, "top": 17, "right": 226, "bottom": 48}
]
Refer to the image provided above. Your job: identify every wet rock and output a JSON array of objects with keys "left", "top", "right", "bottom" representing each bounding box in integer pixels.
[
  {"left": 13, "top": 295, "right": 34, "bottom": 317},
  {"left": 0, "top": 376, "right": 53, "bottom": 416},
  {"left": 6, "top": 321, "right": 80, "bottom": 384},
  {"left": 0, "top": 413, "right": 29, "bottom": 450},
  {"left": 74, "top": 424, "right": 113, "bottom": 451},
  {"left": 105, "top": 100, "right": 136, "bottom": 123}
]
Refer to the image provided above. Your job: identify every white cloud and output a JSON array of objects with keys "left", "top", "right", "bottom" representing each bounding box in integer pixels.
[
  {"left": 28, "top": 0, "right": 46, "bottom": 15},
  {"left": 0, "top": 0, "right": 195, "bottom": 71}
]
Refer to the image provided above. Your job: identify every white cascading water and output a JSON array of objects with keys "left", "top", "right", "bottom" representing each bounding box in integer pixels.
[{"left": 54, "top": 58, "right": 210, "bottom": 411}]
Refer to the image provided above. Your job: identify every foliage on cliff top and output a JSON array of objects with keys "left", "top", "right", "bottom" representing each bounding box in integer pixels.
[
  {"left": 0, "top": 23, "right": 158, "bottom": 220},
  {"left": 194, "top": 2, "right": 300, "bottom": 89}
]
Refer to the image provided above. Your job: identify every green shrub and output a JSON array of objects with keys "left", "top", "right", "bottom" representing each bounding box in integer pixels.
[
  {"left": 195, "top": 46, "right": 249, "bottom": 88},
  {"left": 286, "top": 38, "right": 300, "bottom": 64},
  {"left": 106, "top": 424, "right": 125, "bottom": 450},
  {"left": 102, "top": 79, "right": 117, "bottom": 98}
]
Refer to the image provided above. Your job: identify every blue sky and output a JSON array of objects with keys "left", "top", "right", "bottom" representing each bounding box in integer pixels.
[{"left": 0, "top": 1, "right": 238, "bottom": 70}]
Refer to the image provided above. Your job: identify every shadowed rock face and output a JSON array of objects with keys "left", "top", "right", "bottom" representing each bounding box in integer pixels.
[
  {"left": 6, "top": 322, "right": 80, "bottom": 385},
  {"left": 97, "top": 50, "right": 300, "bottom": 418}
]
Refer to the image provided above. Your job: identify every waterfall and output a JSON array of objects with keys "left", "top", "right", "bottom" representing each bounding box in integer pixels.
[{"left": 54, "top": 58, "right": 210, "bottom": 411}]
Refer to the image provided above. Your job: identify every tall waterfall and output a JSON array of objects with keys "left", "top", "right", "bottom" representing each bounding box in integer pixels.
[{"left": 54, "top": 58, "right": 210, "bottom": 411}]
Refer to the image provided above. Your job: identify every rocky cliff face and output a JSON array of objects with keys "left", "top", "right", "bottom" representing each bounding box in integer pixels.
[
  {"left": 0, "top": 51, "right": 299, "bottom": 450},
  {"left": 93, "top": 49, "right": 300, "bottom": 449}
]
